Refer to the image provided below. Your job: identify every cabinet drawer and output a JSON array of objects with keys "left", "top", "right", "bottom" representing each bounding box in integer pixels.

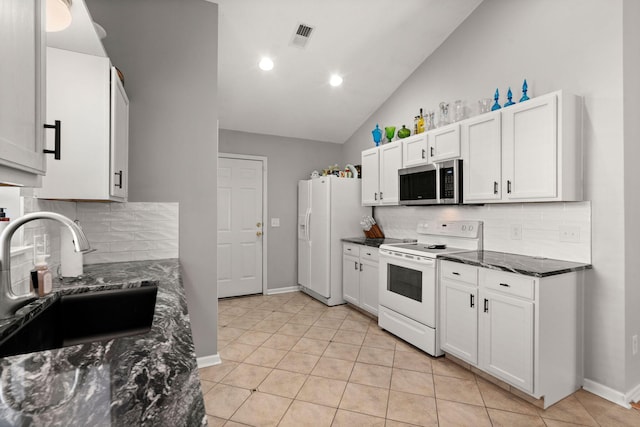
[
  {"left": 441, "top": 261, "right": 477, "bottom": 285},
  {"left": 480, "top": 269, "right": 535, "bottom": 300},
  {"left": 343, "top": 243, "right": 360, "bottom": 256},
  {"left": 360, "top": 247, "right": 379, "bottom": 262}
]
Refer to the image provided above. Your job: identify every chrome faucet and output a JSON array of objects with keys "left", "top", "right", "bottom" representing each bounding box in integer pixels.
[{"left": 0, "top": 212, "right": 91, "bottom": 319}]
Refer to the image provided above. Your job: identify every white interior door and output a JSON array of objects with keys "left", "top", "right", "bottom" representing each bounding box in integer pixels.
[{"left": 217, "top": 157, "right": 264, "bottom": 298}]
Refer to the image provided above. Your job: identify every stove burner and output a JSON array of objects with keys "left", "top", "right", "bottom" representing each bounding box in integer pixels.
[{"left": 427, "top": 244, "right": 446, "bottom": 249}]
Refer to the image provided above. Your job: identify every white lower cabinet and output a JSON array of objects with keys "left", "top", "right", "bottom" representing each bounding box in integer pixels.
[
  {"left": 439, "top": 260, "right": 582, "bottom": 408},
  {"left": 342, "top": 243, "right": 379, "bottom": 316}
]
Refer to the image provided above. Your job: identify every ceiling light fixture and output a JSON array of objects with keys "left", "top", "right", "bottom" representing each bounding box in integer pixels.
[
  {"left": 259, "top": 57, "right": 274, "bottom": 71},
  {"left": 329, "top": 74, "right": 343, "bottom": 87},
  {"left": 46, "top": 0, "right": 73, "bottom": 32}
]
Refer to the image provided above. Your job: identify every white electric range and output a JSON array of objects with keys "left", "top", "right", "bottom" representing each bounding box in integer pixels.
[{"left": 378, "top": 220, "right": 483, "bottom": 356}]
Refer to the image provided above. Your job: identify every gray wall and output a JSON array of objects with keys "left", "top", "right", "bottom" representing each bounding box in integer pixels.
[
  {"left": 219, "top": 129, "right": 343, "bottom": 290},
  {"left": 87, "top": 0, "right": 219, "bottom": 358},
  {"left": 342, "top": 0, "right": 634, "bottom": 395},
  {"left": 623, "top": 0, "right": 640, "bottom": 391}
]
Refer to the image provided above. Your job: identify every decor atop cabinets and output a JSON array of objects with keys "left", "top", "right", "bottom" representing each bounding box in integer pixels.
[
  {"left": 0, "top": 0, "right": 47, "bottom": 187},
  {"left": 35, "top": 0, "right": 129, "bottom": 201},
  {"left": 462, "top": 90, "right": 582, "bottom": 204},
  {"left": 361, "top": 141, "right": 402, "bottom": 206}
]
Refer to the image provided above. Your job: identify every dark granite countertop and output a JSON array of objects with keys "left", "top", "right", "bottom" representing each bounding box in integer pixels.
[
  {"left": 440, "top": 250, "right": 592, "bottom": 278},
  {"left": 0, "top": 259, "right": 205, "bottom": 426},
  {"left": 342, "top": 237, "right": 417, "bottom": 248}
]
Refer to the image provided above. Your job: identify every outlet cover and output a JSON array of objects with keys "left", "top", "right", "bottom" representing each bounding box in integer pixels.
[
  {"left": 510, "top": 224, "right": 522, "bottom": 240},
  {"left": 559, "top": 225, "right": 580, "bottom": 242},
  {"left": 271, "top": 218, "right": 280, "bottom": 227}
]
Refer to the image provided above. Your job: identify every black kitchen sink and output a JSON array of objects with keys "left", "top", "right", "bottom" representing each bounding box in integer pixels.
[{"left": 0, "top": 283, "right": 158, "bottom": 358}]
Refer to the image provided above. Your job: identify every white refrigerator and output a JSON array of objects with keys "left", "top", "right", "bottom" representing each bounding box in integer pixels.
[{"left": 298, "top": 176, "right": 371, "bottom": 306}]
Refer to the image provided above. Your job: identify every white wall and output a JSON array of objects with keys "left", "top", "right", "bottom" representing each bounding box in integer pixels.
[
  {"left": 343, "top": 0, "right": 630, "bottom": 394},
  {"left": 87, "top": 0, "right": 219, "bottom": 359},
  {"left": 219, "top": 129, "right": 343, "bottom": 290}
]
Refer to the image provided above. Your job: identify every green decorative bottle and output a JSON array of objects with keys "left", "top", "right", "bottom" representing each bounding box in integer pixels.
[{"left": 397, "top": 125, "right": 411, "bottom": 139}]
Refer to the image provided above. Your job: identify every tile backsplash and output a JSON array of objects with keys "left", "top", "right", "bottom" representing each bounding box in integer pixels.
[
  {"left": 11, "top": 191, "right": 179, "bottom": 294},
  {"left": 374, "top": 201, "right": 591, "bottom": 263}
]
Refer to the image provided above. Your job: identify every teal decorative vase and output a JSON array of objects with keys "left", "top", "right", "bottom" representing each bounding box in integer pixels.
[{"left": 372, "top": 124, "right": 382, "bottom": 146}]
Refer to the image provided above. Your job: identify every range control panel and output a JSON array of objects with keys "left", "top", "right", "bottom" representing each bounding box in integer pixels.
[{"left": 416, "top": 220, "right": 483, "bottom": 238}]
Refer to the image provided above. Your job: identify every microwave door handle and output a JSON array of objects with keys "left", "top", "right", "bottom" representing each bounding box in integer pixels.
[{"left": 435, "top": 162, "right": 442, "bottom": 204}]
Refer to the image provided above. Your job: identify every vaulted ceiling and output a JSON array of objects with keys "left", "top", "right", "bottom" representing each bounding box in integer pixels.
[{"left": 213, "top": 0, "right": 483, "bottom": 143}]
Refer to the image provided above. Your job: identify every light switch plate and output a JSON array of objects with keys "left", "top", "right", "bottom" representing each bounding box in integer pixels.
[{"left": 271, "top": 218, "right": 280, "bottom": 227}]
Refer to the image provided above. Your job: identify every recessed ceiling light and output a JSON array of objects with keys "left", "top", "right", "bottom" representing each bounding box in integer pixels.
[
  {"left": 329, "top": 74, "right": 343, "bottom": 87},
  {"left": 259, "top": 57, "right": 274, "bottom": 71}
]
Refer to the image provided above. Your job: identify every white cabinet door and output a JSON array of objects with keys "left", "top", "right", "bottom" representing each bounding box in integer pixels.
[
  {"left": 0, "top": 0, "right": 46, "bottom": 185},
  {"left": 479, "top": 289, "right": 534, "bottom": 393},
  {"left": 361, "top": 147, "right": 380, "bottom": 205},
  {"left": 428, "top": 123, "right": 460, "bottom": 162},
  {"left": 360, "top": 257, "right": 379, "bottom": 316},
  {"left": 402, "top": 133, "right": 428, "bottom": 168},
  {"left": 440, "top": 278, "right": 478, "bottom": 364},
  {"left": 110, "top": 67, "right": 129, "bottom": 200},
  {"left": 462, "top": 112, "right": 502, "bottom": 202},
  {"left": 343, "top": 252, "right": 360, "bottom": 306},
  {"left": 502, "top": 94, "right": 558, "bottom": 201},
  {"left": 38, "top": 49, "right": 129, "bottom": 201},
  {"left": 379, "top": 141, "right": 402, "bottom": 205}
]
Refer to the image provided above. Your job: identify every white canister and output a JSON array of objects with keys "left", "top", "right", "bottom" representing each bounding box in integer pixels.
[{"left": 60, "top": 226, "right": 83, "bottom": 277}]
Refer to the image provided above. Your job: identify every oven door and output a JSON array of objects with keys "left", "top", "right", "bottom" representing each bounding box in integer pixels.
[{"left": 379, "top": 250, "right": 436, "bottom": 327}]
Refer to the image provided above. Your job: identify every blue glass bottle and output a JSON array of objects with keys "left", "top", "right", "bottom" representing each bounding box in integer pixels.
[
  {"left": 520, "top": 79, "right": 530, "bottom": 102},
  {"left": 504, "top": 87, "right": 515, "bottom": 107},
  {"left": 491, "top": 89, "right": 501, "bottom": 111}
]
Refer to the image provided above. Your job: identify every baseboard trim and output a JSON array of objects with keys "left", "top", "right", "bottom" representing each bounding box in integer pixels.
[
  {"left": 266, "top": 285, "right": 301, "bottom": 295},
  {"left": 583, "top": 378, "right": 631, "bottom": 408},
  {"left": 197, "top": 354, "right": 221, "bottom": 368},
  {"left": 626, "top": 382, "right": 640, "bottom": 404}
]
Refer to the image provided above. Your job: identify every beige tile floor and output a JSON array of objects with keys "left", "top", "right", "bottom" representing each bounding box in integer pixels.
[{"left": 200, "top": 291, "right": 640, "bottom": 427}]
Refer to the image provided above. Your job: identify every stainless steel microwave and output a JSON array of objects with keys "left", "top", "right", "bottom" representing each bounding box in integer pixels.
[{"left": 398, "top": 159, "right": 462, "bottom": 205}]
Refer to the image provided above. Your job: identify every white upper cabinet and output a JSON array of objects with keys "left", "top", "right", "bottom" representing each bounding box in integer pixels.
[
  {"left": 35, "top": 48, "right": 128, "bottom": 201},
  {"left": 402, "top": 133, "right": 428, "bottom": 167},
  {"left": 428, "top": 123, "right": 461, "bottom": 163},
  {"left": 0, "top": 0, "right": 47, "bottom": 186},
  {"left": 463, "top": 91, "right": 582, "bottom": 203},
  {"left": 361, "top": 141, "right": 402, "bottom": 206},
  {"left": 361, "top": 147, "right": 380, "bottom": 205},
  {"left": 462, "top": 111, "right": 502, "bottom": 202}
]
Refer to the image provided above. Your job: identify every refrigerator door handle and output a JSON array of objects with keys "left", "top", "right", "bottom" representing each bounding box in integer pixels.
[{"left": 305, "top": 209, "right": 311, "bottom": 240}]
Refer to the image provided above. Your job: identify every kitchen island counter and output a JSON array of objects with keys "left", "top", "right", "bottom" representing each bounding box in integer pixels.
[{"left": 0, "top": 259, "right": 205, "bottom": 426}]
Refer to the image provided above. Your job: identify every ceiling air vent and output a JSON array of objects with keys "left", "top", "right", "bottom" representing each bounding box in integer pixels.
[{"left": 290, "top": 23, "right": 314, "bottom": 49}]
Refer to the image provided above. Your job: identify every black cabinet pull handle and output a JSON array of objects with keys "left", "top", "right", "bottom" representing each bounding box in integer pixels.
[
  {"left": 484, "top": 298, "right": 489, "bottom": 313},
  {"left": 494, "top": 181, "right": 498, "bottom": 194},
  {"left": 380, "top": 192, "right": 383, "bottom": 200},
  {"left": 470, "top": 294, "right": 475, "bottom": 308},
  {"left": 359, "top": 263, "right": 363, "bottom": 272},
  {"left": 507, "top": 180, "right": 512, "bottom": 194},
  {"left": 374, "top": 193, "right": 378, "bottom": 200},
  {"left": 43, "top": 120, "right": 62, "bottom": 160},
  {"left": 354, "top": 261, "right": 358, "bottom": 270},
  {"left": 499, "top": 283, "right": 510, "bottom": 287},
  {"left": 430, "top": 146, "right": 434, "bottom": 157},
  {"left": 452, "top": 272, "right": 460, "bottom": 276},
  {"left": 115, "top": 170, "right": 123, "bottom": 188}
]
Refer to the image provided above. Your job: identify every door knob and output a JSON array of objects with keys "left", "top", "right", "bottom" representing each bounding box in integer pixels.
[
  {"left": 256, "top": 231, "right": 263, "bottom": 237},
  {"left": 257, "top": 222, "right": 262, "bottom": 227}
]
